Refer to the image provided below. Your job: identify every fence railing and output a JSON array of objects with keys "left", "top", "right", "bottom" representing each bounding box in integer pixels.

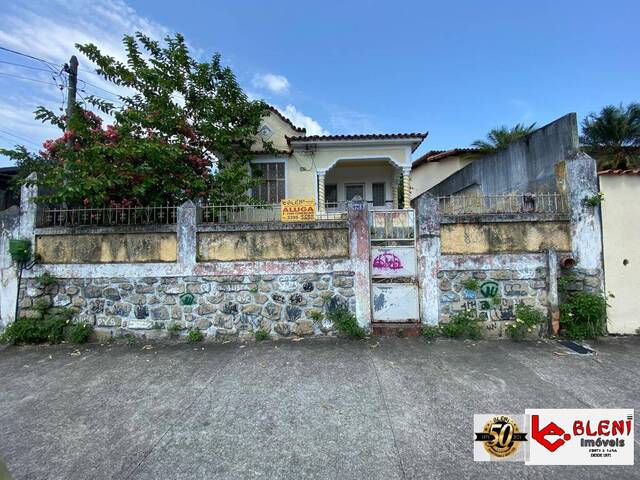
[
  {"left": 437, "top": 193, "right": 569, "bottom": 216},
  {"left": 198, "top": 204, "right": 281, "bottom": 224},
  {"left": 370, "top": 209, "right": 415, "bottom": 241},
  {"left": 36, "top": 205, "right": 177, "bottom": 228}
]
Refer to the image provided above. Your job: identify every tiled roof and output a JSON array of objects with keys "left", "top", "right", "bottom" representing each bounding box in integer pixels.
[
  {"left": 412, "top": 148, "right": 481, "bottom": 168},
  {"left": 598, "top": 169, "right": 640, "bottom": 175},
  {"left": 265, "top": 106, "right": 306, "bottom": 133},
  {"left": 288, "top": 132, "right": 428, "bottom": 151},
  {"left": 252, "top": 148, "right": 292, "bottom": 155}
]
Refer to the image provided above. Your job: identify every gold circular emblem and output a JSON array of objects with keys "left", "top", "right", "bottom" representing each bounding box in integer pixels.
[{"left": 482, "top": 415, "right": 521, "bottom": 458}]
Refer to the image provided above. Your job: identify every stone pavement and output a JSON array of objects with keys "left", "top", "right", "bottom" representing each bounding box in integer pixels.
[{"left": 0, "top": 336, "right": 638, "bottom": 479}]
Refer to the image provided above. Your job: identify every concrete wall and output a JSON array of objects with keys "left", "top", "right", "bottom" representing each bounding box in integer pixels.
[
  {"left": 440, "top": 220, "right": 571, "bottom": 254},
  {"left": 0, "top": 206, "right": 20, "bottom": 329},
  {"left": 36, "top": 231, "right": 177, "bottom": 263},
  {"left": 428, "top": 113, "right": 579, "bottom": 196},
  {"left": 600, "top": 173, "right": 640, "bottom": 334},
  {"left": 197, "top": 227, "right": 348, "bottom": 262}
]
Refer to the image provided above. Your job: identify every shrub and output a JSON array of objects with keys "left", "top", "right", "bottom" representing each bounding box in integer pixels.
[
  {"left": 68, "top": 323, "right": 93, "bottom": 344},
  {"left": 327, "top": 304, "right": 364, "bottom": 338},
  {"left": 462, "top": 278, "right": 480, "bottom": 291},
  {"left": 187, "top": 329, "right": 204, "bottom": 343},
  {"left": 422, "top": 325, "right": 440, "bottom": 340},
  {"left": 0, "top": 313, "right": 69, "bottom": 344},
  {"left": 254, "top": 329, "right": 269, "bottom": 341},
  {"left": 560, "top": 291, "right": 607, "bottom": 339},
  {"left": 440, "top": 310, "right": 483, "bottom": 339},
  {"left": 507, "top": 304, "right": 545, "bottom": 341}
]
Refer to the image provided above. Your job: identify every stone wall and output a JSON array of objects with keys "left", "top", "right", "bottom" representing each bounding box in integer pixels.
[
  {"left": 438, "top": 265, "right": 548, "bottom": 338},
  {"left": 18, "top": 272, "right": 356, "bottom": 339}
]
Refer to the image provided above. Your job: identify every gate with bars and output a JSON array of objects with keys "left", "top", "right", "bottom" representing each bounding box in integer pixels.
[{"left": 369, "top": 209, "right": 420, "bottom": 323}]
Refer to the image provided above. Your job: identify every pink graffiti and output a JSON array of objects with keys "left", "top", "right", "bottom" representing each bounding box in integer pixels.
[{"left": 373, "top": 252, "right": 403, "bottom": 270}]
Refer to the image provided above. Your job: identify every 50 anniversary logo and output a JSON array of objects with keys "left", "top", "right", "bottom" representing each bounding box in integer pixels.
[{"left": 474, "top": 409, "right": 634, "bottom": 465}]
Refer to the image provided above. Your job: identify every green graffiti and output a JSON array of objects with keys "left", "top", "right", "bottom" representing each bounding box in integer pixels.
[
  {"left": 479, "top": 280, "right": 499, "bottom": 298},
  {"left": 180, "top": 293, "right": 195, "bottom": 305}
]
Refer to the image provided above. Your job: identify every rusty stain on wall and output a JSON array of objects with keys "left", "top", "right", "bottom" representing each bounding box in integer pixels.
[
  {"left": 36, "top": 233, "right": 177, "bottom": 263},
  {"left": 197, "top": 228, "right": 349, "bottom": 262},
  {"left": 440, "top": 221, "right": 570, "bottom": 254}
]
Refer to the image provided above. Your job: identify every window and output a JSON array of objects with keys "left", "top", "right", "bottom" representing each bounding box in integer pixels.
[
  {"left": 252, "top": 162, "right": 285, "bottom": 203},
  {"left": 345, "top": 184, "right": 365, "bottom": 201},
  {"left": 372, "top": 182, "right": 386, "bottom": 207},
  {"left": 325, "top": 184, "right": 337, "bottom": 207}
]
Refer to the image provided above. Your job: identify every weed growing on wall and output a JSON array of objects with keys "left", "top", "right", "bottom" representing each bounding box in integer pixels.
[
  {"left": 462, "top": 278, "right": 480, "bottom": 292},
  {"left": 440, "top": 310, "right": 483, "bottom": 340},
  {"left": 327, "top": 304, "right": 364, "bottom": 338},
  {"left": 254, "top": 329, "right": 269, "bottom": 341},
  {"left": 68, "top": 323, "right": 94, "bottom": 344},
  {"left": 507, "top": 304, "right": 545, "bottom": 341},
  {"left": 0, "top": 308, "right": 75, "bottom": 345},
  {"left": 583, "top": 192, "right": 604, "bottom": 207},
  {"left": 422, "top": 325, "right": 440, "bottom": 340},
  {"left": 560, "top": 291, "right": 607, "bottom": 339},
  {"left": 187, "top": 329, "right": 204, "bottom": 343},
  {"left": 36, "top": 272, "right": 58, "bottom": 289}
]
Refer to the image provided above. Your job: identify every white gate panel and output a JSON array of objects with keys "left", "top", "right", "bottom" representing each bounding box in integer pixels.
[
  {"left": 372, "top": 284, "right": 419, "bottom": 322},
  {"left": 371, "top": 246, "right": 416, "bottom": 278}
]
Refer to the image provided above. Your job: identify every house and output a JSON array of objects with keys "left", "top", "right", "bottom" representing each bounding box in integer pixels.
[
  {"left": 250, "top": 107, "right": 427, "bottom": 211},
  {"left": 599, "top": 169, "right": 640, "bottom": 334},
  {"left": 410, "top": 148, "right": 480, "bottom": 200}
]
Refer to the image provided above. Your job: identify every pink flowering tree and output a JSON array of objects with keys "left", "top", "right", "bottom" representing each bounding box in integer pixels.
[{"left": 2, "top": 32, "right": 269, "bottom": 207}]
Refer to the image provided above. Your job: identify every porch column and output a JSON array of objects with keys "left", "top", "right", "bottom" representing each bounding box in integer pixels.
[
  {"left": 402, "top": 166, "right": 411, "bottom": 209},
  {"left": 318, "top": 171, "right": 326, "bottom": 213},
  {"left": 392, "top": 170, "right": 400, "bottom": 209}
]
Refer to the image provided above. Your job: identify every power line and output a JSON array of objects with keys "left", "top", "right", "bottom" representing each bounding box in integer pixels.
[
  {"left": 0, "top": 71, "right": 61, "bottom": 87},
  {"left": 0, "top": 129, "right": 40, "bottom": 147},
  {"left": 78, "top": 78, "right": 122, "bottom": 98},
  {"left": 0, "top": 60, "right": 54, "bottom": 73},
  {"left": 0, "top": 46, "right": 60, "bottom": 73}
]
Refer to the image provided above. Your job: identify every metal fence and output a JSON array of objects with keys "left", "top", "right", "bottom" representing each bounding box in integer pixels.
[
  {"left": 198, "top": 204, "right": 281, "bottom": 224},
  {"left": 36, "top": 205, "right": 177, "bottom": 227},
  {"left": 370, "top": 209, "right": 415, "bottom": 241},
  {"left": 437, "top": 193, "right": 569, "bottom": 216}
]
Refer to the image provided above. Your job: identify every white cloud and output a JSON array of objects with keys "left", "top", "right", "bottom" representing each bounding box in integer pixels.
[
  {"left": 252, "top": 73, "right": 290, "bottom": 95},
  {"left": 276, "top": 104, "right": 328, "bottom": 136}
]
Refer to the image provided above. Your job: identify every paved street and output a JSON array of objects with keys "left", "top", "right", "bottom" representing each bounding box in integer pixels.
[{"left": 0, "top": 336, "right": 638, "bottom": 479}]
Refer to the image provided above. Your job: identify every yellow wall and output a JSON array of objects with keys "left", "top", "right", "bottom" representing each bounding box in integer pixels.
[
  {"left": 36, "top": 233, "right": 177, "bottom": 263},
  {"left": 600, "top": 174, "right": 640, "bottom": 334},
  {"left": 197, "top": 228, "right": 349, "bottom": 261},
  {"left": 410, "top": 156, "right": 473, "bottom": 199},
  {"left": 251, "top": 111, "right": 300, "bottom": 152},
  {"left": 440, "top": 221, "right": 571, "bottom": 254}
]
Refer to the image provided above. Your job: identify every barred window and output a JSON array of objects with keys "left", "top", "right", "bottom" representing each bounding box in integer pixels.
[{"left": 252, "top": 162, "right": 286, "bottom": 203}]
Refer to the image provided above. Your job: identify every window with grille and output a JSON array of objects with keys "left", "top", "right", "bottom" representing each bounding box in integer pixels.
[
  {"left": 252, "top": 162, "right": 286, "bottom": 203},
  {"left": 372, "top": 182, "right": 386, "bottom": 206}
]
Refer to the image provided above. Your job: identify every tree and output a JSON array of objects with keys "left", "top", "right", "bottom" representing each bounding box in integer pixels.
[
  {"left": 580, "top": 103, "right": 640, "bottom": 169},
  {"left": 471, "top": 123, "right": 537, "bottom": 153},
  {"left": 1, "top": 32, "right": 269, "bottom": 207}
]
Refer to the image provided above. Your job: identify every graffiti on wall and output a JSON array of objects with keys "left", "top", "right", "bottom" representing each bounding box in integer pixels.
[
  {"left": 373, "top": 252, "right": 403, "bottom": 270},
  {"left": 371, "top": 247, "right": 416, "bottom": 277},
  {"left": 460, "top": 279, "right": 517, "bottom": 322}
]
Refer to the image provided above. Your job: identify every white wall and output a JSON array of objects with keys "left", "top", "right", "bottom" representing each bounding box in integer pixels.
[
  {"left": 410, "top": 157, "right": 473, "bottom": 199},
  {"left": 600, "top": 174, "right": 640, "bottom": 334},
  {"left": 325, "top": 162, "right": 396, "bottom": 205}
]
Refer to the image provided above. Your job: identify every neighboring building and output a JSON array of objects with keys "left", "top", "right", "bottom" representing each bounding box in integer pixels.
[
  {"left": 251, "top": 107, "right": 427, "bottom": 210},
  {"left": 410, "top": 148, "right": 480, "bottom": 200},
  {"left": 599, "top": 169, "right": 640, "bottom": 335}
]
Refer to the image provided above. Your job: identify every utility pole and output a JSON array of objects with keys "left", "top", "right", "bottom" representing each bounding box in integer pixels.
[{"left": 65, "top": 55, "right": 78, "bottom": 147}]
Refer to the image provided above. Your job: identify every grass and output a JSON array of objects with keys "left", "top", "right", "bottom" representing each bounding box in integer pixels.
[
  {"left": 186, "top": 329, "right": 204, "bottom": 343},
  {"left": 327, "top": 304, "right": 364, "bottom": 338},
  {"left": 254, "top": 329, "right": 270, "bottom": 341},
  {"left": 440, "top": 310, "right": 483, "bottom": 340}
]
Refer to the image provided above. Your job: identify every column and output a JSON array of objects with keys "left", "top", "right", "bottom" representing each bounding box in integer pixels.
[
  {"left": 177, "top": 200, "right": 196, "bottom": 268},
  {"left": 392, "top": 170, "right": 400, "bottom": 209},
  {"left": 402, "top": 166, "right": 411, "bottom": 209},
  {"left": 415, "top": 193, "right": 440, "bottom": 325},
  {"left": 318, "top": 172, "right": 326, "bottom": 213},
  {"left": 347, "top": 201, "right": 371, "bottom": 330}
]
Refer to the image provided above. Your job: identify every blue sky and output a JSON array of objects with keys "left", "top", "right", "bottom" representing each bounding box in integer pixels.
[{"left": 0, "top": 0, "right": 638, "bottom": 167}]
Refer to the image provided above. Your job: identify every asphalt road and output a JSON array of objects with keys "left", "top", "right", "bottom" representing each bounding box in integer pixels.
[{"left": 0, "top": 336, "right": 638, "bottom": 479}]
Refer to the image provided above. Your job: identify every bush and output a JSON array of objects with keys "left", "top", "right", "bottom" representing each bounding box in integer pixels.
[
  {"left": 327, "top": 304, "right": 364, "bottom": 338},
  {"left": 0, "top": 312, "right": 70, "bottom": 345},
  {"left": 254, "top": 329, "right": 269, "bottom": 341},
  {"left": 507, "top": 304, "right": 545, "bottom": 341},
  {"left": 187, "top": 329, "right": 204, "bottom": 343},
  {"left": 68, "top": 323, "right": 93, "bottom": 344},
  {"left": 441, "top": 310, "right": 483, "bottom": 340},
  {"left": 560, "top": 291, "right": 607, "bottom": 340},
  {"left": 422, "top": 325, "right": 440, "bottom": 340}
]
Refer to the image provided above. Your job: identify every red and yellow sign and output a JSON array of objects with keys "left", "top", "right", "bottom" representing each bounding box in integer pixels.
[{"left": 281, "top": 199, "right": 316, "bottom": 222}]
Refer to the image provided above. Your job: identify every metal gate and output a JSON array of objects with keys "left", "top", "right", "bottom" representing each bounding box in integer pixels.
[{"left": 369, "top": 209, "right": 419, "bottom": 322}]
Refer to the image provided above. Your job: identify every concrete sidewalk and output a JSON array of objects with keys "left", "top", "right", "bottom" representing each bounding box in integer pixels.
[{"left": 0, "top": 336, "right": 638, "bottom": 479}]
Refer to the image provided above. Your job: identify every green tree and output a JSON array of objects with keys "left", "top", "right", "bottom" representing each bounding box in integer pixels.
[
  {"left": 1, "top": 32, "right": 269, "bottom": 207},
  {"left": 471, "top": 123, "right": 537, "bottom": 153},
  {"left": 580, "top": 102, "right": 640, "bottom": 170}
]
